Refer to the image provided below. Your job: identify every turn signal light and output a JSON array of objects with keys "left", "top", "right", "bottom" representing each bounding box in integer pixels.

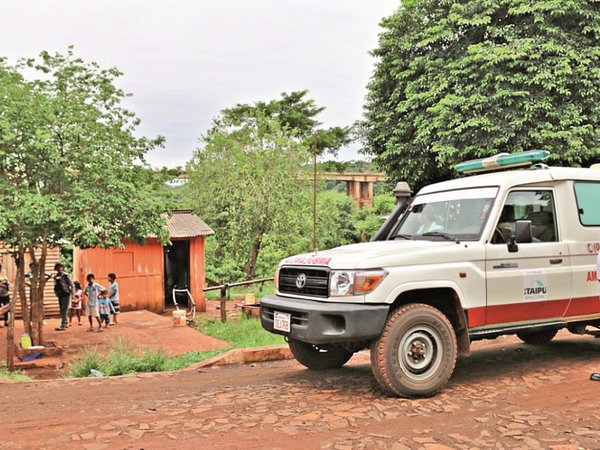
[{"left": 354, "top": 271, "right": 387, "bottom": 295}]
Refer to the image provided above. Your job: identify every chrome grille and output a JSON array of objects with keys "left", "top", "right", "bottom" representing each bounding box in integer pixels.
[{"left": 279, "top": 266, "right": 329, "bottom": 298}]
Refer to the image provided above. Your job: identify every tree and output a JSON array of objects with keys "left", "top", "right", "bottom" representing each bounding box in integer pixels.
[
  {"left": 315, "top": 191, "right": 359, "bottom": 249},
  {"left": 222, "top": 90, "right": 352, "bottom": 156},
  {"left": 0, "top": 49, "right": 168, "bottom": 344},
  {"left": 187, "top": 92, "right": 353, "bottom": 281},
  {"left": 362, "top": 0, "right": 600, "bottom": 190},
  {"left": 355, "top": 194, "right": 397, "bottom": 241},
  {"left": 186, "top": 114, "right": 312, "bottom": 281}
]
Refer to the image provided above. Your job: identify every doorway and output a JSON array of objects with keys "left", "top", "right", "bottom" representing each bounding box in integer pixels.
[{"left": 163, "top": 240, "right": 190, "bottom": 307}]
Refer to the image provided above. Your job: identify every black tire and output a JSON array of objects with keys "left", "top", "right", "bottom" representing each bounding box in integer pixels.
[
  {"left": 288, "top": 339, "right": 353, "bottom": 370},
  {"left": 516, "top": 329, "right": 558, "bottom": 345},
  {"left": 371, "top": 303, "right": 457, "bottom": 398}
]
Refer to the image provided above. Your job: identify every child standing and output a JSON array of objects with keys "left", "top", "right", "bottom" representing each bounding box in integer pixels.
[
  {"left": 108, "top": 273, "right": 120, "bottom": 325},
  {"left": 98, "top": 290, "right": 112, "bottom": 329},
  {"left": 84, "top": 273, "right": 105, "bottom": 332},
  {"left": 68, "top": 281, "right": 83, "bottom": 326}
]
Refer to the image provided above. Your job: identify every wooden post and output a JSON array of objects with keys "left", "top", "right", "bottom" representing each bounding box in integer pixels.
[
  {"left": 0, "top": 303, "right": 14, "bottom": 371},
  {"left": 220, "top": 284, "right": 227, "bottom": 323}
]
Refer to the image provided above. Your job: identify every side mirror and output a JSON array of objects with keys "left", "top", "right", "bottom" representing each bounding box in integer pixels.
[{"left": 507, "top": 220, "right": 533, "bottom": 253}]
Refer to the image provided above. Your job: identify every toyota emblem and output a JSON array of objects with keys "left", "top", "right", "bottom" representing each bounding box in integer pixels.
[{"left": 295, "top": 273, "right": 307, "bottom": 289}]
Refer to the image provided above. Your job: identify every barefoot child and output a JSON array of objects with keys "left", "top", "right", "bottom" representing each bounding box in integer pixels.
[
  {"left": 98, "top": 290, "right": 112, "bottom": 329},
  {"left": 84, "top": 274, "right": 105, "bottom": 332},
  {"left": 108, "top": 273, "right": 120, "bottom": 325},
  {"left": 68, "top": 281, "right": 83, "bottom": 326}
]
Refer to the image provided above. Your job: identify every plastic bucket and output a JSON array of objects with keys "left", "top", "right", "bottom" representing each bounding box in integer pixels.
[
  {"left": 172, "top": 310, "right": 186, "bottom": 327},
  {"left": 21, "top": 333, "right": 32, "bottom": 349}
]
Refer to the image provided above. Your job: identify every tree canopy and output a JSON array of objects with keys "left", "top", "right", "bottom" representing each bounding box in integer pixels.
[
  {"left": 0, "top": 49, "right": 167, "bottom": 343},
  {"left": 186, "top": 92, "right": 359, "bottom": 281},
  {"left": 221, "top": 90, "right": 352, "bottom": 156},
  {"left": 186, "top": 114, "right": 311, "bottom": 281},
  {"left": 362, "top": 0, "right": 600, "bottom": 189}
]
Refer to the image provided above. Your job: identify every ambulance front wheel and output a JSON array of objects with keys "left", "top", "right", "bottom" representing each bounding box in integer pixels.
[{"left": 371, "top": 303, "right": 457, "bottom": 398}]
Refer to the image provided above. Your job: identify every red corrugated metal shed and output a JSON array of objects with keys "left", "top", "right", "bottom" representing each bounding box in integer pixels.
[{"left": 73, "top": 211, "right": 213, "bottom": 313}]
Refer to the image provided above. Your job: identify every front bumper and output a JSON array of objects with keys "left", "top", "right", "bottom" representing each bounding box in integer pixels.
[{"left": 260, "top": 295, "right": 389, "bottom": 344}]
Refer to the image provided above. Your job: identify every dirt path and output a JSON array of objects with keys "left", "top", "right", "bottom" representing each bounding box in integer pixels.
[
  {"left": 1, "top": 310, "right": 230, "bottom": 379},
  {"left": 1, "top": 330, "right": 600, "bottom": 449}
]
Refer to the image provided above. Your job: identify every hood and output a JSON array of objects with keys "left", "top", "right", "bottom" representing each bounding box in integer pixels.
[{"left": 281, "top": 240, "right": 463, "bottom": 270}]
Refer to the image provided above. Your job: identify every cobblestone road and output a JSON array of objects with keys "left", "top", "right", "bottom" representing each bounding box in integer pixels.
[{"left": 1, "top": 331, "right": 599, "bottom": 449}]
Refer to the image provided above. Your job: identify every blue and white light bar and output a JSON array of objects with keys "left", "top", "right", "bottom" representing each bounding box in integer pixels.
[{"left": 454, "top": 150, "right": 550, "bottom": 174}]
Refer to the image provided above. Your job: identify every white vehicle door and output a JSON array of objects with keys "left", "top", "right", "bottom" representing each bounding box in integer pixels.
[{"left": 485, "top": 189, "right": 571, "bottom": 327}]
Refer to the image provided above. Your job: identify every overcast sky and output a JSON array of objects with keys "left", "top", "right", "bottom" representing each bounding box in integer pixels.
[{"left": 2, "top": 0, "right": 399, "bottom": 168}]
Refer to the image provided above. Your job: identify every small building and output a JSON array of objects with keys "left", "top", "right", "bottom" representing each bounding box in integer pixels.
[{"left": 73, "top": 211, "right": 214, "bottom": 313}]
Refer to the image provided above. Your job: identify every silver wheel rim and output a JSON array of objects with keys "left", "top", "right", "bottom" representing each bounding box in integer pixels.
[{"left": 398, "top": 325, "right": 443, "bottom": 381}]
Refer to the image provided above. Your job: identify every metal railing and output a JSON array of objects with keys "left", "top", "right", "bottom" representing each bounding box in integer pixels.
[{"left": 203, "top": 277, "right": 274, "bottom": 322}]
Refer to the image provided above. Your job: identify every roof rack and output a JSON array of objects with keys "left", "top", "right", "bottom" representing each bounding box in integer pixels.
[{"left": 454, "top": 150, "right": 550, "bottom": 174}]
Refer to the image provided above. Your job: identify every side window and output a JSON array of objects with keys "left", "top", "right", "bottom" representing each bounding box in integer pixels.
[
  {"left": 493, "top": 190, "right": 557, "bottom": 243},
  {"left": 574, "top": 182, "right": 600, "bottom": 226}
]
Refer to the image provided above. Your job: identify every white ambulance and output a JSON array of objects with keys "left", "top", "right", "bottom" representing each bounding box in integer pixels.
[{"left": 260, "top": 151, "right": 600, "bottom": 397}]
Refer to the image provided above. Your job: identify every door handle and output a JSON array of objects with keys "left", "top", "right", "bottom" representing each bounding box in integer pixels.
[{"left": 549, "top": 258, "right": 563, "bottom": 265}]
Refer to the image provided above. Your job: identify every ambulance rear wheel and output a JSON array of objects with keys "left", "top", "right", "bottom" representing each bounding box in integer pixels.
[{"left": 516, "top": 329, "right": 558, "bottom": 345}]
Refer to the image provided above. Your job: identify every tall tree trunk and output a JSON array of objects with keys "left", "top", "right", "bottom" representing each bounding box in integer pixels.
[
  {"left": 6, "top": 295, "right": 14, "bottom": 371},
  {"left": 37, "top": 242, "right": 48, "bottom": 345},
  {"left": 28, "top": 245, "right": 41, "bottom": 346},
  {"left": 245, "top": 235, "right": 263, "bottom": 281},
  {"left": 28, "top": 241, "right": 49, "bottom": 346},
  {"left": 15, "top": 245, "right": 32, "bottom": 337}
]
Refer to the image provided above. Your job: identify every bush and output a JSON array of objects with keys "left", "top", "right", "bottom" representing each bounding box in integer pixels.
[{"left": 68, "top": 346, "right": 104, "bottom": 378}]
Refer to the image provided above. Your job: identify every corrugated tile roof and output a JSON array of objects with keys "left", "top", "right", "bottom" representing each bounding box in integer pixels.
[{"left": 166, "top": 210, "right": 214, "bottom": 239}]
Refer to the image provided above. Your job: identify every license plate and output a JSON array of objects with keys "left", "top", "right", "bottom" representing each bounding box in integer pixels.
[{"left": 273, "top": 311, "right": 291, "bottom": 333}]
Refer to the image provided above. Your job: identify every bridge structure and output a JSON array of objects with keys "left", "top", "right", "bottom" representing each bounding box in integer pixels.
[{"left": 319, "top": 172, "right": 387, "bottom": 209}]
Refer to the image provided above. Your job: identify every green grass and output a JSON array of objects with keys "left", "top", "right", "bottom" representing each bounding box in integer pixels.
[
  {"left": 196, "top": 314, "right": 285, "bottom": 348},
  {"left": 204, "top": 281, "right": 275, "bottom": 300},
  {"left": 67, "top": 315, "right": 283, "bottom": 378},
  {"left": 67, "top": 337, "right": 227, "bottom": 378},
  {"left": 0, "top": 364, "right": 32, "bottom": 382}
]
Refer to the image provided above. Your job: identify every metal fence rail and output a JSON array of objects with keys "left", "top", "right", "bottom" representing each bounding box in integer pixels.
[{"left": 203, "top": 277, "right": 274, "bottom": 322}]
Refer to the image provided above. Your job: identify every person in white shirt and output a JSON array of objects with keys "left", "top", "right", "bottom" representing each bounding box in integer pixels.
[{"left": 416, "top": 208, "right": 444, "bottom": 234}]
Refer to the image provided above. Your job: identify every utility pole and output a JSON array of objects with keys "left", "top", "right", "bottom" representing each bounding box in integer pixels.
[{"left": 312, "top": 133, "right": 317, "bottom": 251}]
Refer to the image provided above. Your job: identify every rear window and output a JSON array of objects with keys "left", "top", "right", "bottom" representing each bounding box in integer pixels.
[{"left": 574, "top": 182, "right": 600, "bottom": 226}]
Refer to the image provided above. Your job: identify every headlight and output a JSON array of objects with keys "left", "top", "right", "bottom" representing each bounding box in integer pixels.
[
  {"left": 329, "top": 270, "right": 387, "bottom": 297},
  {"left": 274, "top": 267, "right": 280, "bottom": 292}
]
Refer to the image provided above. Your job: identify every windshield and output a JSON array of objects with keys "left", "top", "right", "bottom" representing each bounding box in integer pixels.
[{"left": 391, "top": 187, "right": 498, "bottom": 241}]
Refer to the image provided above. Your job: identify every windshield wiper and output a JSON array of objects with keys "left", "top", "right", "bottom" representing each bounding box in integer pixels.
[
  {"left": 422, "top": 231, "right": 459, "bottom": 242},
  {"left": 393, "top": 233, "right": 413, "bottom": 240}
]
